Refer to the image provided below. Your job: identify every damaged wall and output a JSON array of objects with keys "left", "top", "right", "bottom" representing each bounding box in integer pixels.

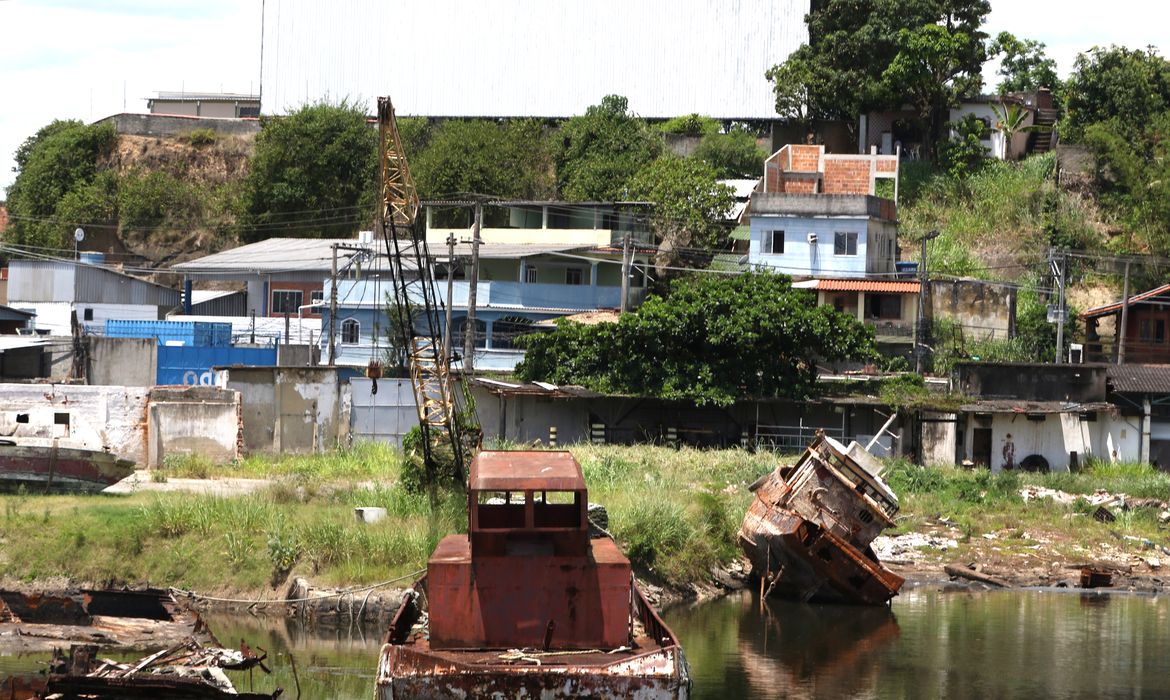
[
  {"left": 217, "top": 366, "right": 347, "bottom": 453},
  {"left": 0, "top": 383, "right": 149, "bottom": 463},
  {"left": 147, "top": 386, "right": 240, "bottom": 467},
  {"left": 87, "top": 336, "right": 157, "bottom": 387}
]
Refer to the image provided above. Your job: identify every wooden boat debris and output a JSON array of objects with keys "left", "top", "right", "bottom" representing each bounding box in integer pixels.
[
  {"left": 376, "top": 451, "right": 691, "bottom": 699},
  {"left": 0, "top": 588, "right": 211, "bottom": 654},
  {"left": 0, "top": 439, "right": 135, "bottom": 494},
  {"left": 738, "top": 433, "right": 904, "bottom": 605}
]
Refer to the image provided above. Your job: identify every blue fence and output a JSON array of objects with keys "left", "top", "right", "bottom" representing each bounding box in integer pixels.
[
  {"left": 157, "top": 346, "right": 278, "bottom": 385},
  {"left": 106, "top": 320, "right": 232, "bottom": 347}
]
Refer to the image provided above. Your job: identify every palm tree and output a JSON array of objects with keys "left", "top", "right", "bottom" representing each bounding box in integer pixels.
[{"left": 990, "top": 102, "right": 1051, "bottom": 160}]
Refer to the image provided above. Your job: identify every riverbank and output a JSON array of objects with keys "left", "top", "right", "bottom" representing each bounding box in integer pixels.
[{"left": 2, "top": 444, "right": 1168, "bottom": 618}]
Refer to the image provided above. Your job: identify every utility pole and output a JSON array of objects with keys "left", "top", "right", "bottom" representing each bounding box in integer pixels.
[
  {"left": 444, "top": 232, "right": 456, "bottom": 362},
  {"left": 328, "top": 243, "right": 338, "bottom": 365},
  {"left": 1118, "top": 260, "right": 1131, "bottom": 364},
  {"left": 463, "top": 200, "right": 482, "bottom": 374},
  {"left": 1054, "top": 250, "right": 1066, "bottom": 364},
  {"left": 620, "top": 233, "right": 632, "bottom": 314},
  {"left": 915, "top": 230, "right": 938, "bottom": 374}
]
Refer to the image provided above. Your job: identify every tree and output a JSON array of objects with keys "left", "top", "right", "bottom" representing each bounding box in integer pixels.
[
  {"left": 990, "top": 32, "right": 1061, "bottom": 94},
  {"left": 881, "top": 22, "right": 988, "bottom": 160},
  {"left": 411, "top": 119, "right": 554, "bottom": 202},
  {"left": 693, "top": 126, "right": 769, "bottom": 179},
  {"left": 556, "top": 95, "right": 663, "bottom": 201},
  {"left": 1063, "top": 45, "right": 1170, "bottom": 142},
  {"left": 988, "top": 101, "right": 1050, "bottom": 160},
  {"left": 625, "top": 157, "right": 735, "bottom": 255},
  {"left": 766, "top": 0, "right": 991, "bottom": 152},
  {"left": 240, "top": 100, "right": 378, "bottom": 241},
  {"left": 937, "top": 113, "right": 989, "bottom": 178},
  {"left": 5, "top": 120, "right": 117, "bottom": 248},
  {"left": 516, "top": 271, "right": 877, "bottom": 406}
]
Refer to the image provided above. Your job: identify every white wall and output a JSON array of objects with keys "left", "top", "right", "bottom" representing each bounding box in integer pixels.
[
  {"left": 14, "top": 302, "right": 162, "bottom": 335},
  {"left": 963, "top": 410, "right": 1137, "bottom": 473},
  {"left": 0, "top": 384, "right": 149, "bottom": 463}
]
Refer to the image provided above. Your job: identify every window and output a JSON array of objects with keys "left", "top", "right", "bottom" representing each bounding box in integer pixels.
[
  {"left": 868, "top": 294, "right": 902, "bottom": 320},
  {"left": 310, "top": 290, "right": 324, "bottom": 305},
  {"left": 341, "top": 318, "right": 360, "bottom": 345},
  {"left": 1139, "top": 319, "right": 1166, "bottom": 344},
  {"left": 83, "top": 308, "right": 94, "bottom": 321},
  {"left": 525, "top": 266, "right": 539, "bottom": 283},
  {"left": 834, "top": 231, "right": 858, "bottom": 256},
  {"left": 761, "top": 230, "right": 784, "bottom": 255},
  {"left": 454, "top": 318, "right": 487, "bottom": 348},
  {"left": 492, "top": 316, "right": 536, "bottom": 350},
  {"left": 565, "top": 267, "right": 584, "bottom": 285},
  {"left": 271, "top": 289, "right": 303, "bottom": 314},
  {"left": 54, "top": 412, "right": 69, "bottom": 426}
]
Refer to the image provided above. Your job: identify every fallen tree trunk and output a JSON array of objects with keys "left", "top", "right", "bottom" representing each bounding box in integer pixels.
[{"left": 944, "top": 564, "right": 1010, "bottom": 588}]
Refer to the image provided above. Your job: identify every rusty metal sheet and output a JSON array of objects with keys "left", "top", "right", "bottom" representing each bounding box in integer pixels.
[{"left": 470, "top": 450, "right": 587, "bottom": 492}]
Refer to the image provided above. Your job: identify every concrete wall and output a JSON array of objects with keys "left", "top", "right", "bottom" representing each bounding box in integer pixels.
[
  {"left": 218, "top": 366, "right": 347, "bottom": 453},
  {"left": 0, "top": 383, "right": 149, "bottom": 463},
  {"left": 97, "top": 112, "right": 260, "bottom": 138},
  {"left": 956, "top": 363, "right": 1108, "bottom": 402},
  {"left": 930, "top": 280, "right": 1015, "bottom": 341},
  {"left": 87, "top": 336, "right": 157, "bottom": 387},
  {"left": 961, "top": 409, "right": 1127, "bottom": 473},
  {"left": 921, "top": 412, "right": 958, "bottom": 466},
  {"left": 147, "top": 387, "right": 239, "bottom": 468}
]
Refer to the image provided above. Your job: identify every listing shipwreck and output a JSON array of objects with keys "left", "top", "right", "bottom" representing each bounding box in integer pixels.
[
  {"left": 376, "top": 450, "right": 691, "bottom": 699},
  {"left": 738, "top": 433, "right": 904, "bottom": 605}
]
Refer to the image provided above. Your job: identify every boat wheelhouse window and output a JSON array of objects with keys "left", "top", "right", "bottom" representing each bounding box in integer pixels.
[
  {"left": 54, "top": 413, "right": 69, "bottom": 426},
  {"left": 16, "top": 413, "right": 29, "bottom": 423},
  {"left": 533, "top": 490, "right": 581, "bottom": 529},
  {"left": 476, "top": 490, "right": 525, "bottom": 529}
]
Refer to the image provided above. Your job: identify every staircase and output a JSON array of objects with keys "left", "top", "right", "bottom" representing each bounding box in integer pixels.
[{"left": 1030, "top": 108, "right": 1060, "bottom": 154}]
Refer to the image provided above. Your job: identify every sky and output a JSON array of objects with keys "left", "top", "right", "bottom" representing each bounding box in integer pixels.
[{"left": 0, "top": 0, "right": 1166, "bottom": 194}]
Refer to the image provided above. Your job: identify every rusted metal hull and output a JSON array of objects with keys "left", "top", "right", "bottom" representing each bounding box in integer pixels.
[
  {"left": 739, "top": 503, "right": 904, "bottom": 605},
  {"left": 738, "top": 435, "right": 904, "bottom": 606},
  {"left": 0, "top": 443, "right": 135, "bottom": 493},
  {"left": 377, "top": 578, "right": 690, "bottom": 700}
]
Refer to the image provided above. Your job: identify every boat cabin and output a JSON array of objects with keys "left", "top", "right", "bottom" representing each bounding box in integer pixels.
[{"left": 427, "top": 451, "right": 632, "bottom": 650}]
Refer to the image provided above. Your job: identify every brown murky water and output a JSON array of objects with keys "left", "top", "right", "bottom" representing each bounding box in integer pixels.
[{"left": 4, "top": 589, "right": 1169, "bottom": 698}]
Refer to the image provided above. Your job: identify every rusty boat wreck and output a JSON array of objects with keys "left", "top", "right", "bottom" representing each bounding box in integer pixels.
[
  {"left": 376, "top": 451, "right": 690, "bottom": 699},
  {"left": 738, "top": 434, "right": 904, "bottom": 605}
]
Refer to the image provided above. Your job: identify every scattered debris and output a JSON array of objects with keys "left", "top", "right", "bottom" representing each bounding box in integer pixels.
[
  {"left": 943, "top": 564, "right": 1010, "bottom": 588},
  {"left": 354, "top": 506, "right": 387, "bottom": 524},
  {"left": 1020, "top": 486, "right": 1168, "bottom": 512},
  {"left": 872, "top": 533, "right": 958, "bottom": 562},
  {"left": 1093, "top": 506, "right": 1116, "bottom": 523},
  {"left": 1147, "top": 558, "right": 1162, "bottom": 570}
]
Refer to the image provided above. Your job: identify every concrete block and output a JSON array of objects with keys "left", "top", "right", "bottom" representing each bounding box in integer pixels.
[{"left": 355, "top": 507, "right": 387, "bottom": 524}]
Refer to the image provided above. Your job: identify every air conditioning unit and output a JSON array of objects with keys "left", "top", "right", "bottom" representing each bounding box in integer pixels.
[
  {"left": 1068, "top": 343, "right": 1084, "bottom": 364},
  {"left": 806, "top": 232, "right": 818, "bottom": 243}
]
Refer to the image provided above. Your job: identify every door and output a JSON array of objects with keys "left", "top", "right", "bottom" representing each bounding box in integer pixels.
[{"left": 972, "top": 428, "right": 992, "bottom": 467}]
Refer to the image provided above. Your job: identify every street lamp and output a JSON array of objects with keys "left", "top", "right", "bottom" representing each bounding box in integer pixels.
[{"left": 73, "top": 227, "right": 85, "bottom": 261}]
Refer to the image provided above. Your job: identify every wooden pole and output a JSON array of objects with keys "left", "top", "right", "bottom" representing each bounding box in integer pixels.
[{"left": 1118, "top": 260, "right": 1131, "bottom": 364}]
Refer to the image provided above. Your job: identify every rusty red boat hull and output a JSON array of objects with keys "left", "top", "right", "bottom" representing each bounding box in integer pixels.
[
  {"left": 0, "top": 442, "right": 134, "bottom": 493},
  {"left": 376, "top": 577, "right": 690, "bottom": 700}
]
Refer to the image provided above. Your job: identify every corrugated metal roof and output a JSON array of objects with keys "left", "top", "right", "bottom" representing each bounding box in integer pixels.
[
  {"left": 1107, "top": 364, "right": 1170, "bottom": 394},
  {"left": 6, "top": 260, "right": 180, "bottom": 307},
  {"left": 151, "top": 92, "right": 259, "bottom": 103},
  {"left": 261, "top": 0, "right": 808, "bottom": 119},
  {"left": 1083, "top": 284, "right": 1170, "bottom": 319},
  {"left": 794, "top": 279, "right": 921, "bottom": 293},
  {"left": 0, "top": 305, "right": 36, "bottom": 321}
]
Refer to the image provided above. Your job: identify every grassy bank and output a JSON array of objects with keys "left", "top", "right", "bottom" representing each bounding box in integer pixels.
[{"left": 2, "top": 444, "right": 1166, "bottom": 595}]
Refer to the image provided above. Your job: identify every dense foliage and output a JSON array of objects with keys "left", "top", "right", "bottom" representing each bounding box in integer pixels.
[
  {"left": 693, "top": 127, "right": 768, "bottom": 179},
  {"left": 5, "top": 120, "right": 117, "bottom": 248},
  {"left": 515, "top": 272, "right": 877, "bottom": 406},
  {"left": 241, "top": 101, "right": 378, "bottom": 240},
  {"left": 410, "top": 118, "right": 555, "bottom": 202},
  {"left": 556, "top": 95, "right": 663, "bottom": 201},
  {"left": 625, "top": 157, "right": 735, "bottom": 251},
  {"left": 990, "top": 32, "right": 1061, "bottom": 95},
  {"left": 1063, "top": 46, "right": 1170, "bottom": 143}
]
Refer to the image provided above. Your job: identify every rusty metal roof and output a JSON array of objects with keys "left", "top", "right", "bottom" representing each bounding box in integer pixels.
[
  {"left": 794, "top": 279, "right": 921, "bottom": 293},
  {"left": 1108, "top": 364, "right": 1170, "bottom": 394},
  {"left": 469, "top": 451, "right": 586, "bottom": 492},
  {"left": 1083, "top": 283, "right": 1170, "bottom": 319}
]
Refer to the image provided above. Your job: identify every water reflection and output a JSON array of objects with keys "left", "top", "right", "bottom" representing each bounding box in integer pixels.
[{"left": 663, "top": 589, "right": 1170, "bottom": 700}]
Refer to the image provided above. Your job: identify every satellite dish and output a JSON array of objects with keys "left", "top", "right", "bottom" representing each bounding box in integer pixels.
[{"left": 74, "top": 228, "right": 85, "bottom": 242}]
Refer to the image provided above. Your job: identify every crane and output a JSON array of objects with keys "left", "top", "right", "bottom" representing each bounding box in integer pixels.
[{"left": 376, "top": 96, "right": 470, "bottom": 487}]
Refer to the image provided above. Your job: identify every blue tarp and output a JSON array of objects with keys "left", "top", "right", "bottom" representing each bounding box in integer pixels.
[{"left": 157, "top": 346, "right": 277, "bottom": 385}]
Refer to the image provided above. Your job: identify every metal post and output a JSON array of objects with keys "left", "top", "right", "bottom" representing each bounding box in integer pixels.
[
  {"left": 1054, "top": 251, "right": 1066, "bottom": 364},
  {"left": 328, "top": 243, "right": 338, "bottom": 365},
  {"left": 1118, "top": 260, "right": 1131, "bottom": 364},
  {"left": 620, "top": 233, "right": 631, "bottom": 314},
  {"left": 915, "top": 231, "right": 937, "bottom": 374},
  {"left": 463, "top": 201, "right": 482, "bottom": 374},
  {"left": 444, "top": 232, "right": 456, "bottom": 362}
]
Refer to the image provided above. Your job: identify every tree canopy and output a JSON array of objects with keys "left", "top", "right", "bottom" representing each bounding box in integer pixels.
[
  {"left": 556, "top": 95, "right": 663, "bottom": 201},
  {"left": 625, "top": 156, "right": 735, "bottom": 253},
  {"left": 1063, "top": 45, "right": 1170, "bottom": 142},
  {"left": 241, "top": 101, "right": 378, "bottom": 241},
  {"left": 515, "top": 271, "right": 877, "bottom": 406},
  {"left": 767, "top": 0, "right": 992, "bottom": 154},
  {"left": 410, "top": 118, "right": 555, "bottom": 201},
  {"left": 693, "top": 126, "right": 768, "bottom": 179},
  {"left": 5, "top": 120, "right": 117, "bottom": 249},
  {"left": 991, "top": 32, "right": 1060, "bottom": 95}
]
